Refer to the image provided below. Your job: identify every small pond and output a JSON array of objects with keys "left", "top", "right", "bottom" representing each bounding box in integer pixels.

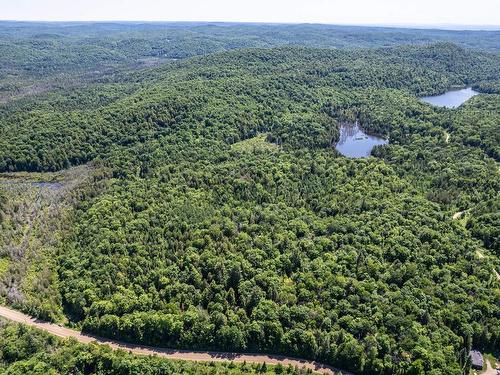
[
  {"left": 420, "top": 87, "right": 478, "bottom": 108},
  {"left": 335, "top": 122, "right": 388, "bottom": 158}
]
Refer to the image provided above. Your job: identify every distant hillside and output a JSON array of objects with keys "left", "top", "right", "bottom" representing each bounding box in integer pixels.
[{"left": 1, "top": 22, "right": 499, "bottom": 102}]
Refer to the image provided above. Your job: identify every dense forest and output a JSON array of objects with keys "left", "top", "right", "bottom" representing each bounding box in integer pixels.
[
  {"left": 0, "top": 22, "right": 499, "bottom": 375},
  {"left": 0, "top": 319, "right": 306, "bottom": 375},
  {"left": 1, "top": 43, "right": 498, "bottom": 173},
  {"left": 1, "top": 21, "right": 500, "bottom": 102}
]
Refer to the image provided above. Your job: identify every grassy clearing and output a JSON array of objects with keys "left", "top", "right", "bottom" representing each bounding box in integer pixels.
[{"left": 231, "top": 133, "right": 279, "bottom": 153}]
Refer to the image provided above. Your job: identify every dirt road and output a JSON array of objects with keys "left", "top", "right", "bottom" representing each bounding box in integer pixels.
[
  {"left": 453, "top": 210, "right": 466, "bottom": 220},
  {"left": 0, "top": 305, "right": 349, "bottom": 375},
  {"left": 444, "top": 131, "right": 450, "bottom": 143},
  {"left": 482, "top": 359, "right": 499, "bottom": 375}
]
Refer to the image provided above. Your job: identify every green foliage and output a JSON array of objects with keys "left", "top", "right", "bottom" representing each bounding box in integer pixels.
[
  {"left": 0, "top": 320, "right": 294, "bottom": 374},
  {"left": 467, "top": 199, "right": 500, "bottom": 255},
  {"left": 56, "top": 148, "right": 498, "bottom": 374},
  {"left": 0, "top": 25, "right": 499, "bottom": 375},
  {"left": 1, "top": 43, "right": 498, "bottom": 173},
  {"left": 2, "top": 21, "right": 497, "bottom": 105}
]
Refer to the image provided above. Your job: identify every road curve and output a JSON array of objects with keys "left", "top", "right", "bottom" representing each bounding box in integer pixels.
[
  {"left": 483, "top": 359, "right": 498, "bottom": 375},
  {"left": 0, "top": 305, "right": 350, "bottom": 375}
]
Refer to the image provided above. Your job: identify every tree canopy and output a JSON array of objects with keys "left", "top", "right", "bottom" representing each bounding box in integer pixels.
[{"left": 0, "top": 25, "right": 499, "bottom": 375}]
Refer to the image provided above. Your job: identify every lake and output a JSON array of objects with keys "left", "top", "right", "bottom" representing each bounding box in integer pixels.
[
  {"left": 420, "top": 87, "right": 478, "bottom": 108},
  {"left": 335, "top": 122, "right": 388, "bottom": 158}
]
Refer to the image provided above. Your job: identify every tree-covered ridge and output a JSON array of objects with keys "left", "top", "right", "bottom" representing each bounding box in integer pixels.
[
  {"left": 4, "top": 21, "right": 498, "bottom": 104},
  {"left": 1, "top": 43, "right": 499, "bottom": 173},
  {"left": 0, "top": 38, "right": 498, "bottom": 375},
  {"left": 2, "top": 21, "right": 499, "bottom": 80},
  {"left": 0, "top": 320, "right": 303, "bottom": 375}
]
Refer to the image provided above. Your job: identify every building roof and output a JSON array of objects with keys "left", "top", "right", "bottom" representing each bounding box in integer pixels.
[{"left": 469, "top": 350, "right": 484, "bottom": 368}]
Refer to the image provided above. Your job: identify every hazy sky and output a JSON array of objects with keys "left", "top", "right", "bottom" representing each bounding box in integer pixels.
[{"left": 1, "top": 0, "right": 499, "bottom": 27}]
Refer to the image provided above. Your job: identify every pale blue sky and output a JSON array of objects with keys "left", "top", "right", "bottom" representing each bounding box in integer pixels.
[{"left": 1, "top": 0, "right": 499, "bottom": 27}]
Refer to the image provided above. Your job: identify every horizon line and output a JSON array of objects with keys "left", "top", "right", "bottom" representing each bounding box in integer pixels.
[{"left": 1, "top": 19, "right": 499, "bottom": 31}]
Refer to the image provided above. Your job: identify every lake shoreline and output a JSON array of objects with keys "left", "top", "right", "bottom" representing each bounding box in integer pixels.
[
  {"left": 421, "top": 87, "right": 479, "bottom": 108},
  {"left": 335, "top": 121, "right": 389, "bottom": 158}
]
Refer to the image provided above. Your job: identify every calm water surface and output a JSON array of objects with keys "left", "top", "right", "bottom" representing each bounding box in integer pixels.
[
  {"left": 335, "top": 122, "right": 388, "bottom": 158},
  {"left": 420, "top": 87, "right": 478, "bottom": 108}
]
